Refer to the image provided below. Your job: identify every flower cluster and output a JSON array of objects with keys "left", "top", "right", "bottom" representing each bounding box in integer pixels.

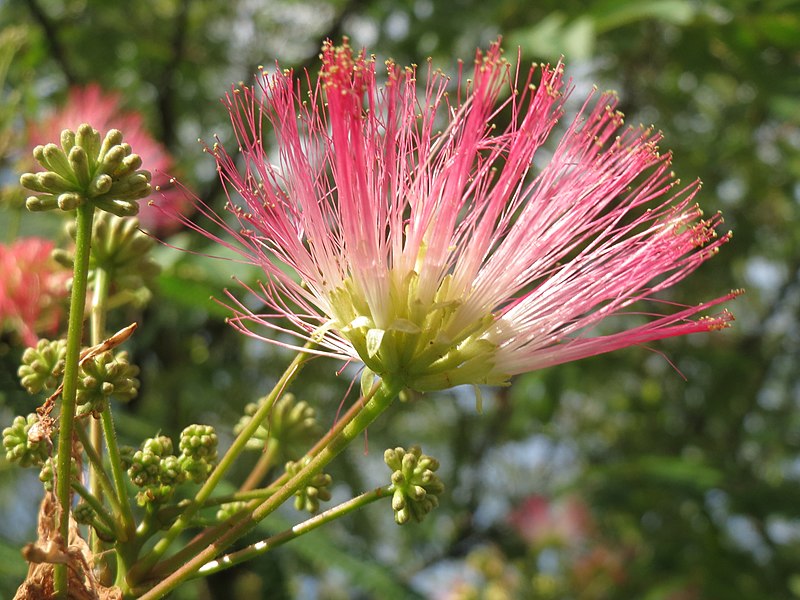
[
  {"left": 2, "top": 414, "right": 50, "bottom": 468},
  {"left": 21, "top": 124, "right": 151, "bottom": 216},
  {"left": 0, "top": 239, "right": 68, "bottom": 347},
  {"left": 76, "top": 350, "right": 140, "bottom": 415},
  {"left": 17, "top": 338, "right": 67, "bottom": 394},
  {"left": 385, "top": 445, "right": 444, "bottom": 524},
  {"left": 285, "top": 457, "right": 332, "bottom": 514},
  {"left": 54, "top": 211, "right": 161, "bottom": 295},
  {"left": 184, "top": 39, "right": 736, "bottom": 393},
  {"left": 28, "top": 84, "right": 188, "bottom": 233},
  {"left": 234, "top": 393, "right": 320, "bottom": 462},
  {"left": 128, "top": 426, "right": 218, "bottom": 505}
]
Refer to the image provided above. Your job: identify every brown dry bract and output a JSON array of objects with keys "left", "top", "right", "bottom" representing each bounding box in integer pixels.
[{"left": 13, "top": 493, "right": 122, "bottom": 599}]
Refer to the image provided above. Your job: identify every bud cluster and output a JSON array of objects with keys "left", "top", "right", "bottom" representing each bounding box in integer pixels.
[
  {"left": 2, "top": 413, "right": 50, "bottom": 467},
  {"left": 54, "top": 211, "right": 161, "bottom": 295},
  {"left": 179, "top": 424, "right": 219, "bottom": 483},
  {"left": 216, "top": 501, "right": 247, "bottom": 522},
  {"left": 17, "top": 338, "right": 66, "bottom": 394},
  {"left": 384, "top": 445, "right": 444, "bottom": 525},
  {"left": 235, "top": 393, "right": 319, "bottom": 462},
  {"left": 127, "top": 425, "right": 218, "bottom": 505},
  {"left": 39, "top": 454, "right": 80, "bottom": 491},
  {"left": 20, "top": 124, "right": 151, "bottom": 216},
  {"left": 285, "top": 457, "right": 332, "bottom": 514},
  {"left": 77, "top": 350, "right": 140, "bottom": 415}
]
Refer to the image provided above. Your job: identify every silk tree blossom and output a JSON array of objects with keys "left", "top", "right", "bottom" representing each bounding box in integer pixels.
[
  {"left": 187, "top": 40, "right": 738, "bottom": 392},
  {"left": 0, "top": 238, "right": 69, "bottom": 346},
  {"left": 28, "top": 84, "right": 188, "bottom": 234}
]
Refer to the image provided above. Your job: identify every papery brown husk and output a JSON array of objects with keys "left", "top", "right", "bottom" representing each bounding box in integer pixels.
[{"left": 14, "top": 492, "right": 122, "bottom": 600}]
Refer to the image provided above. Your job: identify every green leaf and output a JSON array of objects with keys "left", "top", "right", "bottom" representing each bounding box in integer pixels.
[{"left": 589, "top": 0, "right": 696, "bottom": 32}]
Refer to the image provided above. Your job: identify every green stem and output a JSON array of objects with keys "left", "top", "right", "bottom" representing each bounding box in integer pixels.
[
  {"left": 149, "top": 382, "right": 396, "bottom": 575},
  {"left": 101, "top": 404, "right": 136, "bottom": 539},
  {"left": 195, "top": 486, "right": 391, "bottom": 578},
  {"left": 71, "top": 480, "right": 119, "bottom": 536},
  {"left": 136, "top": 378, "right": 400, "bottom": 599},
  {"left": 75, "top": 424, "right": 124, "bottom": 517},
  {"left": 91, "top": 266, "right": 136, "bottom": 540},
  {"left": 128, "top": 344, "right": 315, "bottom": 581},
  {"left": 203, "top": 485, "right": 279, "bottom": 508},
  {"left": 238, "top": 439, "right": 279, "bottom": 492},
  {"left": 54, "top": 203, "right": 95, "bottom": 598},
  {"left": 89, "top": 265, "right": 109, "bottom": 554}
]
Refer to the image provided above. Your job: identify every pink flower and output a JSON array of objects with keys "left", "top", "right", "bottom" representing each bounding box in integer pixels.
[
  {"left": 29, "top": 84, "right": 188, "bottom": 234},
  {"left": 508, "top": 495, "right": 591, "bottom": 548},
  {"left": 0, "top": 238, "right": 69, "bottom": 346},
  {"left": 187, "top": 40, "right": 737, "bottom": 391}
]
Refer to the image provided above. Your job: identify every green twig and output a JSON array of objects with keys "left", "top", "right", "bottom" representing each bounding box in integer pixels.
[
  {"left": 89, "top": 265, "right": 109, "bottom": 554},
  {"left": 128, "top": 343, "right": 316, "bottom": 581},
  {"left": 195, "top": 485, "right": 391, "bottom": 577},
  {"left": 100, "top": 405, "right": 136, "bottom": 539},
  {"left": 150, "top": 379, "right": 400, "bottom": 575},
  {"left": 74, "top": 424, "right": 124, "bottom": 517},
  {"left": 71, "top": 480, "right": 119, "bottom": 536},
  {"left": 136, "top": 378, "right": 400, "bottom": 599},
  {"left": 54, "top": 203, "right": 95, "bottom": 597},
  {"left": 238, "top": 439, "right": 279, "bottom": 492}
]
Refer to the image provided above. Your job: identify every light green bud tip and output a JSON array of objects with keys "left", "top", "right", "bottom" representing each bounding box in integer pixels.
[
  {"left": 76, "top": 350, "right": 140, "bottom": 416},
  {"left": 234, "top": 392, "right": 320, "bottom": 461},
  {"left": 2, "top": 414, "right": 50, "bottom": 468},
  {"left": 21, "top": 123, "right": 151, "bottom": 215},
  {"left": 17, "top": 338, "right": 67, "bottom": 394},
  {"left": 286, "top": 457, "right": 333, "bottom": 514},
  {"left": 384, "top": 445, "right": 444, "bottom": 525},
  {"left": 178, "top": 424, "right": 219, "bottom": 484}
]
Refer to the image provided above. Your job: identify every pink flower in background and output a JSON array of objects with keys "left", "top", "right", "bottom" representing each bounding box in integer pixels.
[
  {"left": 0, "top": 238, "right": 68, "bottom": 346},
  {"left": 508, "top": 494, "right": 592, "bottom": 548},
  {"left": 189, "top": 40, "right": 738, "bottom": 390},
  {"left": 29, "top": 84, "right": 188, "bottom": 234}
]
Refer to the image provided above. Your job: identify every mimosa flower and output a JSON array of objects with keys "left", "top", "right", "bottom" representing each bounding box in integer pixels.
[
  {"left": 187, "top": 40, "right": 737, "bottom": 392},
  {"left": 29, "top": 84, "right": 188, "bottom": 234},
  {"left": 0, "top": 238, "right": 68, "bottom": 346}
]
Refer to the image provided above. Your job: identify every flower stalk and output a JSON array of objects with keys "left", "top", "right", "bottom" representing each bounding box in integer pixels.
[
  {"left": 128, "top": 342, "right": 316, "bottom": 581},
  {"left": 136, "top": 377, "right": 401, "bottom": 599},
  {"left": 54, "top": 202, "right": 95, "bottom": 597},
  {"left": 195, "top": 485, "right": 391, "bottom": 578}
]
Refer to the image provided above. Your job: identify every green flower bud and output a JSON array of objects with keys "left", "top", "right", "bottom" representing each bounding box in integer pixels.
[
  {"left": 39, "top": 455, "right": 79, "bottom": 491},
  {"left": 21, "top": 124, "right": 151, "bottom": 215},
  {"left": 128, "top": 449, "right": 161, "bottom": 488},
  {"left": 58, "top": 212, "right": 161, "bottom": 295},
  {"left": 179, "top": 424, "right": 218, "bottom": 461},
  {"left": 285, "top": 457, "right": 332, "bottom": 514},
  {"left": 3, "top": 414, "right": 50, "bottom": 467},
  {"left": 179, "top": 424, "right": 218, "bottom": 484},
  {"left": 73, "top": 502, "right": 95, "bottom": 525},
  {"left": 25, "top": 193, "right": 59, "bottom": 212},
  {"left": 17, "top": 338, "right": 67, "bottom": 394},
  {"left": 119, "top": 445, "right": 135, "bottom": 471},
  {"left": 234, "top": 393, "right": 320, "bottom": 461},
  {"left": 76, "top": 350, "right": 140, "bottom": 415},
  {"left": 216, "top": 501, "right": 248, "bottom": 522},
  {"left": 143, "top": 436, "right": 173, "bottom": 457},
  {"left": 159, "top": 455, "right": 185, "bottom": 487},
  {"left": 136, "top": 484, "right": 174, "bottom": 506},
  {"left": 384, "top": 445, "right": 444, "bottom": 525}
]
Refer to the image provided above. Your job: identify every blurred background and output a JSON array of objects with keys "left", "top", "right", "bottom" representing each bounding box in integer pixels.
[{"left": 0, "top": 0, "right": 798, "bottom": 598}]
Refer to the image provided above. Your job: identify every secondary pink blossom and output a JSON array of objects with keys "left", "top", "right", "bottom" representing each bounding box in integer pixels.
[
  {"left": 29, "top": 84, "right": 188, "bottom": 234},
  {"left": 508, "top": 494, "right": 591, "bottom": 548},
  {"left": 0, "top": 238, "right": 68, "bottom": 346},
  {"left": 186, "top": 40, "right": 737, "bottom": 390}
]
